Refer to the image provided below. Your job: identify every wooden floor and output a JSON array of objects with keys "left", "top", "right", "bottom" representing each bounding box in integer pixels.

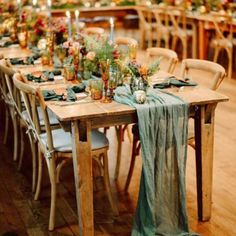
[{"left": 0, "top": 51, "right": 236, "bottom": 235}]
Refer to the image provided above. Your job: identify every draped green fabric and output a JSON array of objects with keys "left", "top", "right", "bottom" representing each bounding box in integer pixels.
[{"left": 114, "top": 86, "right": 197, "bottom": 236}]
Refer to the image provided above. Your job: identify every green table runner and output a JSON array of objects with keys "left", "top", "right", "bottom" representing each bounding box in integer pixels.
[{"left": 114, "top": 86, "right": 198, "bottom": 236}]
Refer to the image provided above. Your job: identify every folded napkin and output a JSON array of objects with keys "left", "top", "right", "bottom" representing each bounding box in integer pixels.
[
  {"left": 153, "top": 77, "right": 197, "bottom": 89},
  {"left": 26, "top": 74, "right": 42, "bottom": 83},
  {"left": 66, "top": 87, "right": 77, "bottom": 101},
  {"left": 42, "top": 90, "right": 64, "bottom": 101},
  {"left": 42, "top": 88, "right": 78, "bottom": 102},
  {"left": 70, "top": 83, "right": 86, "bottom": 93},
  {"left": 10, "top": 53, "right": 41, "bottom": 65},
  {"left": 26, "top": 71, "right": 57, "bottom": 83},
  {"left": 0, "top": 41, "right": 15, "bottom": 47}
]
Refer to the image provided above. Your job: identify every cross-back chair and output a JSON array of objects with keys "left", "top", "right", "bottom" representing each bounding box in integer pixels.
[
  {"left": 115, "top": 36, "right": 138, "bottom": 60},
  {"left": 13, "top": 73, "right": 118, "bottom": 231},
  {"left": 113, "top": 36, "right": 138, "bottom": 180},
  {"left": 179, "top": 58, "right": 226, "bottom": 148},
  {"left": 82, "top": 27, "right": 105, "bottom": 37},
  {"left": 0, "top": 59, "right": 40, "bottom": 192},
  {"left": 166, "top": 6, "right": 197, "bottom": 59},
  {"left": 0, "top": 59, "right": 19, "bottom": 161},
  {"left": 210, "top": 12, "right": 233, "bottom": 79},
  {"left": 136, "top": 5, "right": 156, "bottom": 49},
  {"left": 147, "top": 47, "right": 178, "bottom": 74},
  {"left": 152, "top": 6, "right": 170, "bottom": 48}
]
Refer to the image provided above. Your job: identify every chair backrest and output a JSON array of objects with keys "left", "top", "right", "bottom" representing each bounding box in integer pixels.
[
  {"left": 115, "top": 36, "right": 138, "bottom": 60},
  {"left": 210, "top": 12, "right": 233, "bottom": 42},
  {"left": 0, "top": 59, "right": 18, "bottom": 108},
  {"left": 166, "top": 6, "right": 186, "bottom": 34},
  {"left": 152, "top": 6, "right": 169, "bottom": 32},
  {"left": 147, "top": 47, "right": 178, "bottom": 73},
  {"left": 83, "top": 27, "right": 105, "bottom": 37},
  {"left": 180, "top": 59, "right": 226, "bottom": 90},
  {"left": 136, "top": 5, "right": 153, "bottom": 28},
  {"left": 13, "top": 73, "right": 54, "bottom": 155}
]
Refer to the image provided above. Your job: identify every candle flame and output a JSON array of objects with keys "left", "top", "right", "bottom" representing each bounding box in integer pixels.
[
  {"left": 66, "top": 10, "right": 71, "bottom": 18},
  {"left": 47, "top": 0, "right": 51, "bottom": 7},
  {"left": 109, "top": 17, "right": 114, "bottom": 26},
  {"left": 75, "top": 10, "right": 79, "bottom": 18}
]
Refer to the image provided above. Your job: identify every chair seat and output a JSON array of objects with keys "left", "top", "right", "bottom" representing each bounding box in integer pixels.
[
  {"left": 22, "top": 107, "right": 59, "bottom": 126},
  {"left": 40, "top": 129, "right": 109, "bottom": 153}
]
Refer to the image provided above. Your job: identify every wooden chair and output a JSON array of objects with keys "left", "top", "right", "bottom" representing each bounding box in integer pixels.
[
  {"left": 210, "top": 12, "right": 233, "bottom": 79},
  {"left": 115, "top": 36, "right": 138, "bottom": 60},
  {"left": 152, "top": 6, "right": 170, "bottom": 48},
  {"left": 136, "top": 5, "right": 156, "bottom": 49},
  {"left": 0, "top": 60, "right": 18, "bottom": 162},
  {"left": 166, "top": 6, "right": 197, "bottom": 59},
  {"left": 179, "top": 58, "right": 226, "bottom": 147},
  {"left": 124, "top": 49, "right": 179, "bottom": 192},
  {"left": 13, "top": 73, "right": 118, "bottom": 231},
  {"left": 147, "top": 47, "right": 178, "bottom": 73},
  {"left": 180, "top": 59, "right": 226, "bottom": 91},
  {"left": 113, "top": 36, "right": 138, "bottom": 180},
  {"left": 82, "top": 27, "right": 105, "bottom": 37}
]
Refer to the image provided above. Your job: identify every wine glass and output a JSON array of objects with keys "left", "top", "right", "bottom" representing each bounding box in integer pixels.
[{"left": 100, "top": 59, "right": 111, "bottom": 103}]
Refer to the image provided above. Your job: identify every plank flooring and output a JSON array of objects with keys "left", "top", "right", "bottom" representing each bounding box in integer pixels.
[{"left": 0, "top": 52, "right": 236, "bottom": 235}]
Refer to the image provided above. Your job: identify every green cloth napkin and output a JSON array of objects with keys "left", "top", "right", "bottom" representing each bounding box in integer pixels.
[
  {"left": 153, "top": 77, "right": 197, "bottom": 89},
  {"left": 26, "top": 74, "right": 43, "bottom": 83},
  {"left": 10, "top": 53, "right": 41, "bottom": 65},
  {"left": 26, "top": 71, "right": 55, "bottom": 83},
  {"left": 71, "top": 83, "right": 86, "bottom": 93},
  {"left": 66, "top": 87, "right": 77, "bottom": 101},
  {"left": 42, "top": 90, "right": 64, "bottom": 101},
  {"left": 0, "top": 41, "right": 15, "bottom": 47},
  {"left": 114, "top": 86, "right": 198, "bottom": 236}
]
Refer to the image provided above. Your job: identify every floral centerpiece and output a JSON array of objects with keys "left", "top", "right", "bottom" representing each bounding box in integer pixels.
[
  {"left": 26, "top": 16, "right": 47, "bottom": 46},
  {"left": 121, "top": 59, "right": 160, "bottom": 93},
  {"left": 51, "top": 18, "right": 67, "bottom": 45}
]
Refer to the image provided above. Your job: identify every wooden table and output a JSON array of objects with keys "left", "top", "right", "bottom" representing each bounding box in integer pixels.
[
  {"left": 186, "top": 13, "right": 236, "bottom": 59},
  {"left": 46, "top": 78, "right": 228, "bottom": 235}
]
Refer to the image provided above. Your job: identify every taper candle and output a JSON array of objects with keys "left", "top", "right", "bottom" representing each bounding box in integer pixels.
[{"left": 66, "top": 11, "right": 72, "bottom": 39}]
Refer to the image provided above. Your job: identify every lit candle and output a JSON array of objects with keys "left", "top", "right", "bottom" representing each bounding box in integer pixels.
[
  {"left": 47, "top": 0, "right": 51, "bottom": 19},
  {"left": 109, "top": 17, "right": 114, "bottom": 43},
  {"left": 66, "top": 11, "right": 72, "bottom": 39},
  {"left": 17, "top": 0, "right": 22, "bottom": 22},
  {"left": 33, "top": 0, "right": 37, "bottom": 7},
  {"left": 75, "top": 10, "right": 80, "bottom": 35}
]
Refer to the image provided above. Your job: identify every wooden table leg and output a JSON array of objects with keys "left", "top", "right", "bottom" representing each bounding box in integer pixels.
[
  {"left": 198, "top": 20, "right": 206, "bottom": 60},
  {"left": 194, "top": 103, "right": 217, "bottom": 221},
  {"left": 71, "top": 120, "right": 94, "bottom": 236}
]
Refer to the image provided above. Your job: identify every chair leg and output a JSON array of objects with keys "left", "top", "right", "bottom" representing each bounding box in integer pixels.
[
  {"left": 31, "top": 140, "right": 37, "bottom": 193},
  {"left": 56, "top": 159, "right": 68, "bottom": 183},
  {"left": 17, "top": 125, "right": 25, "bottom": 171},
  {"left": 103, "top": 151, "right": 119, "bottom": 216},
  {"left": 34, "top": 149, "right": 43, "bottom": 200},
  {"left": 213, "top": 47, "right": 220, "bottom": 63},
  {"left": 3, "top": 107, "right": 9, "bottom": 144},
  {"left": 171, "top": 35, "right": 177, "bottom": 51},
  {"left": 114, "top": 126, "right": 122, "bottom": 180},
  {"left": 12, "top": 113, "right": 18, "bottom": 162},
  {"left": 48, "top": 158, "right": 57, "bottom": 231},
  {"left": 124, "top": 137, "right": 140, "bottom": 193},
  {"left": 226, "top": 48, "right": 232, "bottom": 79}
]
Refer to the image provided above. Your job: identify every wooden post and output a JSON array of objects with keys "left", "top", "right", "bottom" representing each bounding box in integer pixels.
[
  {"left": 71, "top": 120, "right": 94, "bottom": 236},
  {"left": 194, "top": 103, "right": 217, "bottom": 221}
]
